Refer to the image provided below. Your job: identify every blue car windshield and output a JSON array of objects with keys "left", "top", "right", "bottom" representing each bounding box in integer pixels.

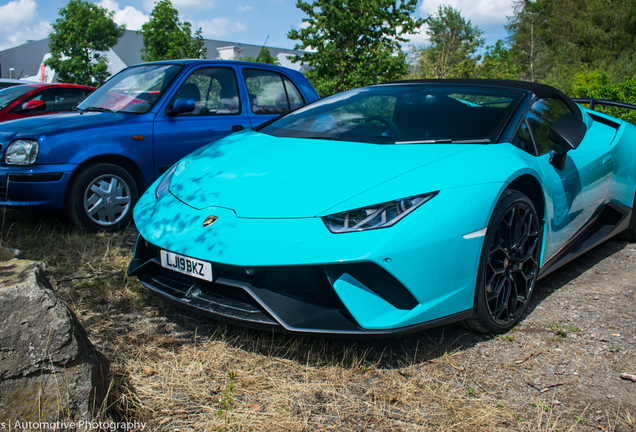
[
  {"left": 259, "top": 84, "right": 524, "bottom": 144},
  {"left": 77, "top": 64, "right": 182, "bottom": 114}
]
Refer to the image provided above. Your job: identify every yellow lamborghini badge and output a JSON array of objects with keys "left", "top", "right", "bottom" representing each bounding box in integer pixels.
[{"left": 203, "top": 216, "right": 218, "bottom": 227}]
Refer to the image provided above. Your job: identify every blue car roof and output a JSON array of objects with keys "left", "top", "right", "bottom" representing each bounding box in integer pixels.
[
  {"left": 129, "top": 59, "right": 294, "bottom": 69},
  {"left": 383, "top": 79, "right": 581, "bottom": 119}
]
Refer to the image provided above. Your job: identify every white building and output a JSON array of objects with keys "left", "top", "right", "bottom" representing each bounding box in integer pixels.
[{"left": 0, "top": 30, "right": 305, "bottom": 82}]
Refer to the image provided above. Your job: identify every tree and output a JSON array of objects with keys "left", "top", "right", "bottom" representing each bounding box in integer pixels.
[
  {"left": 477, "top": 40, "right": 521, "bottom": 79},
  {"left": 506, "top": 0, "right": 636, "bottom": 84},
  {"left": 139, "top": 0, "right": 207, "bottom": 62},
  {"left": 243, "top": 47, "right": 281, "bottom": 65},
  {"left": 506, "top": 0, "right": 546, "bottom": 82},
  {"left": 287, "top": 0, "right": 423, "bottom": 97},
  {"left": 44, "top": 0, "right": 125, "bottom": 86},
  {"left": 256, "top": 47, "right": 281, "bottom": 65},
  {"left": 571, "top": 69, "right": 636, "bottom": 124},
  {"left": 417, "top": 5, "right": 484, "bottom": 79}
]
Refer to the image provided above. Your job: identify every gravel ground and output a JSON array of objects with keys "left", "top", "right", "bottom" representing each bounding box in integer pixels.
[
  {"left": 109, "top": 236, "right": 635, "bottom": 431},
  {"left": 429, "top": 238, "right": 636, "bottom": 430}
]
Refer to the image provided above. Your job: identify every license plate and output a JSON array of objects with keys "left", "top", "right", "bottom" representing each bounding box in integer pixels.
[{"left": 160, "top": 250, "right": 212, "bottom": 282}]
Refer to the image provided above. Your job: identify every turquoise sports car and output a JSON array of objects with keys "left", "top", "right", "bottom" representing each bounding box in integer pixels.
[{"left": 128, "top": 79, "right": 636, "bottom": 335}]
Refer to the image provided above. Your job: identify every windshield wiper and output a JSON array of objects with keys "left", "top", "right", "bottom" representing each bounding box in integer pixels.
[
  {"left": 82, "top": 107, "right": 115, "bottom": 113},
  {"left": 452, "top": 139, "right": 491, "bottom": 144},
  {"left": 299, "top": 136, "right": 344, "bottom": 141},
  {"left": 395, "top": 139, "right": 452, "bottom": 144},
  {"left": 395, "top": 138, "right": 491, "bottom": 144}
]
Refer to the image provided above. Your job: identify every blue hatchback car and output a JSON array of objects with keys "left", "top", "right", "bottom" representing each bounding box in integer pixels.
[{"left": 0, "top": 60, "right": 319, "bottom": 231}]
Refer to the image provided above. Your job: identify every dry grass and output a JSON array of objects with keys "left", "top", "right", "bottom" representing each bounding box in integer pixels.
[{"left": 1, "top": 209, "right": 629, "bottom": 431}]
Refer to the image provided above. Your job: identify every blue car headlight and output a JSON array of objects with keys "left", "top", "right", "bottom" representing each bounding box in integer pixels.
[
  {"left": 155, "top": 164, "right": 178, "bottom": 199},
  {"left": 322, "top": 192, "right": 438, "bottom": 233},
  {"left": 5, "top": 139, "right": 39, "bottom": 166}
]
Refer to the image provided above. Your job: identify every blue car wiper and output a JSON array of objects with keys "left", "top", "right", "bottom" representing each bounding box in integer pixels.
[
  {"left": 300, "top": 136, "right": 344, "bottom": 141},
  {"left": 452, "top": 139, "right": 491, "bottom": 144},
  {"left": 395, "top": 138, "right": 491, "bottom": 144},
  {"left": 83, "top": 107, "right": 115, "bottom": 113},
  {"left": 395, "top": 139, "right": 452, "bottom": 144}
]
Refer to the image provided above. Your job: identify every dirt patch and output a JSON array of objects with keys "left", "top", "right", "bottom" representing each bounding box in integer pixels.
[{"left": 1, "top": 209, "right": 634, "bottom": 431}]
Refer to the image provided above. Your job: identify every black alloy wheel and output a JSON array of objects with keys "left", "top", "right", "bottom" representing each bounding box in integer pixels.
[{"left": 463, "top": 190, "right": 542, "bottom": 334}]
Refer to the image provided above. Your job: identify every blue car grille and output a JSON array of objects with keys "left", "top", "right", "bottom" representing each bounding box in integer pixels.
[
  {"left": 128, "top": 236, "right": 420, "bottom": 333},
  {"left": 130, "top": 238, "right": 345, "bottom": 308}
]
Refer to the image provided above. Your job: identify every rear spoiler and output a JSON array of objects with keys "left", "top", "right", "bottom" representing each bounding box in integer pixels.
[{"left": 572, "top": 98, "right": 636, "bottom": 111}]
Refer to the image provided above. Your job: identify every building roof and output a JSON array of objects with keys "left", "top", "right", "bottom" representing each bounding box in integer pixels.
[{"left": 0, "top": 30, "right": 305, "bottom": 82}]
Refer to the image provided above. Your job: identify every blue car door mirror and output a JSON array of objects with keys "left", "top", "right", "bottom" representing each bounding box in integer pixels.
[
  {"left": 550, "top": 113, "right": 586, "bottom": 154},
  {"left": 549, "top": 112, "right": 586, "bottom": 170},
  {"left": 170, "top": 98, "right": 196, "bottom": 115}
]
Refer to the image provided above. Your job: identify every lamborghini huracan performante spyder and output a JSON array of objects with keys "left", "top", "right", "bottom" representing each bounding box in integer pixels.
[{"left": 128, "top": 79, "right": 636, "bottom": 335}]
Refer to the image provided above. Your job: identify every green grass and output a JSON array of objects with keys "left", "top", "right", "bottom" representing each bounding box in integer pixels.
[{"left": 549, "top": 324, "right": 568, "bottom": 338}]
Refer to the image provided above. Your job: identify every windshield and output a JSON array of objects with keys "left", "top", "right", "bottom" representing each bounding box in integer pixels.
[
  {"left": 0, "top": 82, "right": 23, "bottom": 90},
  {"left": 0, "top": 85, "right": 34, "bottom": 110},
  {"left": 260, "top": 84, "right": 524, "bottom": 144},
  {"left": 77, "top": 64, "right": 182, "bottom": 114}
]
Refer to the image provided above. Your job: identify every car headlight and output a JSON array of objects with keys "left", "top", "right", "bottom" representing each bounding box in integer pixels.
[
  {"left": 155, "top": 164, "right": 178, "bottom": 199},
  {"left": 322, "top": 192, "right": 438, "bottom": 233},
  {"left": 4, "top": 139, "right": 39, "bottom": 166}
]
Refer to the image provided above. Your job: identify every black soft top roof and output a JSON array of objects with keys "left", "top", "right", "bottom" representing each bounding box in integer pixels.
[{"left": 381, "top": 78, "right": 581, "bottom": 118}]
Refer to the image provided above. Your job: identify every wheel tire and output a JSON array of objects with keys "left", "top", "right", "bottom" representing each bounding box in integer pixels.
[
  {"left": 67, "top": 163, "right": 138, "bottom": 232},
  {"left": 462, "top": 190, "right": 542, "bottom": 334},
  {"left": 619, "top": 189, "right": 636, "bottom": 242}
]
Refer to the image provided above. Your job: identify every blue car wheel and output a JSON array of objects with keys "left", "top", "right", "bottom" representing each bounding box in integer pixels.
[
  {"left": 67, "top": 163, "right": 138, "bottom": 232},
  {"left": 464, "top": 190, "right": 541, "bottom": 333}
]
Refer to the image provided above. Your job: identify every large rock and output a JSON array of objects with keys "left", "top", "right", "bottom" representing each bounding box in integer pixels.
[{"left": 0, "top": 247, "right": 109, "bottom": 422}]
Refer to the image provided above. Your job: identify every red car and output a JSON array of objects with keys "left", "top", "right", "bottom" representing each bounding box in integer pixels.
[{"left": 0, "top": 83, "right": 95, "bottom": 122}]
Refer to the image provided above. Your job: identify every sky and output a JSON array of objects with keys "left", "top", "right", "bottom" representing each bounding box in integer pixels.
[{"left": 0, "top": 0, "right": 515, "bottom": 54}]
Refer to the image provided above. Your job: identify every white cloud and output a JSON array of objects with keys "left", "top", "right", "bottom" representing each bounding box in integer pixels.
[
  {"left": 402, "top": 26, "right": 429, "bottom": 46},
  {"left": 0, "top": 0, "right": 50, "bottom": 50},
  {"left": 420, "top": 0, "right": 513, "bottom": 32},
  {"left": 237, "top": 5, "right": 253, "bottom": 12},
  {"left": 143, "top": 0, "right": 216, "bottom": 13},
  {"left": 196, "top": 18, "right": 247, "bottom": 38},
  {"left": 173, "top": 0, "right": 217, "bottom": 10},
  {"left": 0, "top": 0, "right": 37, "bottom": 27},
  {"left": 417, "top": 0, "right": 514, "bottom": 47},
  {"left": 98, "top": 0, "right": 149, "bottom": 30}
]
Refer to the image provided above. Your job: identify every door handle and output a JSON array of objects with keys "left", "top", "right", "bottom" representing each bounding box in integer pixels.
[
  {"left": 603, "top": 155, "right": 613, "bottom": 166},
  {"left": 232, "top": 125, "right": 244, "bottom": 132}
]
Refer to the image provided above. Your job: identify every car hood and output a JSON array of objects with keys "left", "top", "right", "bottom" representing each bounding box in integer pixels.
[
  {"left": 169, "top": 130, "right": 470, "bottom": 218},
  {"left": 0, "top": 111, "right": 136, "bottom": 141}
]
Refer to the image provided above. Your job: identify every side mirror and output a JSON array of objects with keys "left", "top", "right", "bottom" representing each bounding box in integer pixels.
[
  {"left": 17, "top": 99, "right": 46, "bottom": 113},
  {"left": 170, "top": 98, "right": 195, "bottom": 115},
  {"left": 549, "top": 113, "right": 586, "bottom": 170}
]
